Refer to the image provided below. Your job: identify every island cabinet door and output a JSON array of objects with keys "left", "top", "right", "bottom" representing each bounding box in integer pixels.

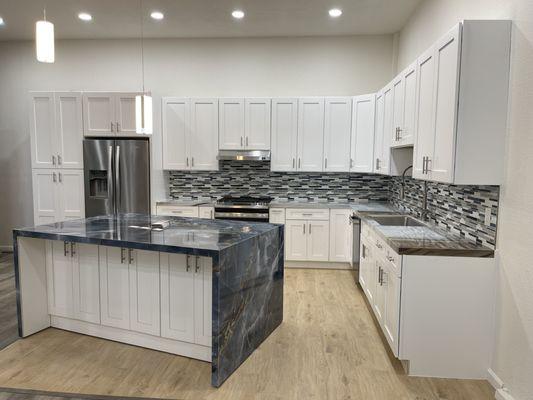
[
  {"left": 285, "top": 220, "right": 308, "bottom": 261},
  {"left": 99, "top": 246, "right": 130, "bottom": 330},
  {"left": 46, "top": 240, "right": 74, "bottom": 318},
  {"left": 129, "top": 249, "right": 161, "bottom": 336},
  {"left": 194, "top": 256, "right": 213, "bottom": 346},
  {"left": 72, "top": 243, "right": 100, "bottom": 324},
  {"left": 160, "top": 253, "right": 195, "bottom": 343}
]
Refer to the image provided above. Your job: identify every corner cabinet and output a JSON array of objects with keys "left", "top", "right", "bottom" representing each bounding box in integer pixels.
[
  {"left": 413, "top": 21, "right": 511, "bottom": 185},
  {"left": 162, "top": 97, "right": 219, "bottom": 171}
]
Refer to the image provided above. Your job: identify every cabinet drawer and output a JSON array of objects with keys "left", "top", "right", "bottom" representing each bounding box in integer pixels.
[
  {"left": 269, "top": 208, "right": 286, "bottom": 224},
  {"left": 286, "top": 208, "right": 329, "bottom": 221},
  {"left": 157, "top": 205, "right": 199, "bottom": 218}
]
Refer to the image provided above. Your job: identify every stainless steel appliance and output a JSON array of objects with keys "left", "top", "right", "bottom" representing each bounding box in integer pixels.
[
  {"left": 214, "top": 195, "right": 273, "bottom": 222},
  {"left": 83, "top": 138, "right": 150, "bottom": 217},
  {"left": 351, "top": 213, "right": 361, "bottom": 267},
  {"left": 217, "top": 150, "right": 270, "bottom": 161}
]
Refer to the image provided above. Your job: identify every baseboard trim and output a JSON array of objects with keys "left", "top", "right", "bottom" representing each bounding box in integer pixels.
[
  {"left": 495, "top": 388, "right": 516, "bottom": 400},
  {"left": 285, "top": 261, "right": 353, "bottom": 270},
  {"left": 488, "top": 368, "right": 504, "bottom": 390}
]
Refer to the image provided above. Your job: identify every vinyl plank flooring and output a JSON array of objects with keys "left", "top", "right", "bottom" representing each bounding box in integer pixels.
[
  {"left": 0, "top": 262, "right": 494, "bottom": 400},
  {"left": 0, "top": 253, "right": 18, "bottom": 351}
]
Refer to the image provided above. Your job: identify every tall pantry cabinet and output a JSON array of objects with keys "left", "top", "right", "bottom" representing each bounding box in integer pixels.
[{"left": 30, "top": 92, "right": 85, "bottom": 225}]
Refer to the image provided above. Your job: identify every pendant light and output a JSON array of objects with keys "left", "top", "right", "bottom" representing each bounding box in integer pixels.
[
  {"left": 135, "top": 0, "right": 153, "bottom": 135},
  {"left": 36, "top": 8, "right": 55, "bottom": 63}
]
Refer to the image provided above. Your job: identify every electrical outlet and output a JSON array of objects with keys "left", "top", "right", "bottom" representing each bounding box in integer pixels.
[{"left": 484, "top": 207, "right": 492, "bottom": 226}]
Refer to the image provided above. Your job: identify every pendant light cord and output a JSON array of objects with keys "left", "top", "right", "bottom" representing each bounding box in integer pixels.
[{"left": 139, "top": 0, "right": 145, "bottom": 94}]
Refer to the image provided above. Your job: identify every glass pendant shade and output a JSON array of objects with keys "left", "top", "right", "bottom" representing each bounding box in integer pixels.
[
  {"left": 36, "top": 20, "right": 55, "bottom": 63},
  {"left": 135, "top": 94, "right": 153, "bottom": 134}
]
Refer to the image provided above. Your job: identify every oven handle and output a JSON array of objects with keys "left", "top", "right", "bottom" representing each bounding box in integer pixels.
[{"left": 214, "top": 212, "right": 269, "bottom": 219}]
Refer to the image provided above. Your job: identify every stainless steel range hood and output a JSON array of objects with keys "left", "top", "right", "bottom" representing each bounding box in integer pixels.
[{"left": 217, "top": 150, "right": 271, "bottom": 161}]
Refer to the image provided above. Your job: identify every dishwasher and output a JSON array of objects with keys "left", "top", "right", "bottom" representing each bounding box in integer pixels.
[{"left": 350, "top": 213, "right": 361, "bottom": 273}]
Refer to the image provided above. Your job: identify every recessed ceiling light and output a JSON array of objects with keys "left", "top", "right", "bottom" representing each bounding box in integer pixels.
[
  {"left": 150, "top": 11, "right": 164, "bottom": 20},
  {"left": 232, "top": 10, "right": 245, "bottom": 19},
  {"left": 78, "top": 12, "right": 92, "bottom": 22},
  {"left": 0, "top": 17, "right": 5, "bottom": 26},
  {"left": 329, "top": 8, "right": 342, "bottom": 18}
]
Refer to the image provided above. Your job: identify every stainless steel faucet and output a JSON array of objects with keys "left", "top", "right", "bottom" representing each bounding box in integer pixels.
[{"left": 400, "top": 165, "right": 413, "bottom": 200}]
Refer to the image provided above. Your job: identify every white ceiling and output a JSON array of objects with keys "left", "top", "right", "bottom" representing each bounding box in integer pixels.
[{"left": 0, "top": 0, "right": 423, "bottom": 40}]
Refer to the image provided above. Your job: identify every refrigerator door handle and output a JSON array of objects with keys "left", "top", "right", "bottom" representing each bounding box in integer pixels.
[
  {"left": 115, "top": 145, "right": 120, "bottom": 215},
  {"left": 108, "top": 145, "right": 114, "bottom": 214}
]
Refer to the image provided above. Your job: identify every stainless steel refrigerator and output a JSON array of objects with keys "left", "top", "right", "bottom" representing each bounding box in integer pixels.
[{"left": 83, "top": 138, "right": 150, "bottom": 217}]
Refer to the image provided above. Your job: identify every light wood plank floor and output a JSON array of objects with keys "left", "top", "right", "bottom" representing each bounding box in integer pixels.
[{"left": 0, "top": 261, "right": 494, "bottom": 400}]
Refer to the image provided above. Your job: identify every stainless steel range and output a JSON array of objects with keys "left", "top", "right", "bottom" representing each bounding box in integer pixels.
[{"left": 214, "top": 195, "right": 273, "bottom": 222}]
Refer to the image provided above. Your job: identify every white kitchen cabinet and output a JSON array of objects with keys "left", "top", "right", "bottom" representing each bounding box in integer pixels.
[
  {"left": 297, "top": 98, "right": 325, "bottom": 172},
  {"left": 382, "top": 260, "right": 401, "bottom": 357},
  {"left": 45, "top": 240, "right": 74, "bottom": 318},
  {"left": 413, "top": 21, "right": 511, "bottom": 185},
  {"left": 271, "top": 99, "right": 298, "bottom": 172},
  {"left": 219, "top": 98, "right": 245, "bottom": 150},
  {"left": 285, "top": 220, "right": 308, "bottom": 261},
  {"left": 307, "top": 221, "right": 330, "bottom": 262},
  {"left": 350, "top": 94, "right": 376, "bottom": 173},
  {"left": 32, "top": 169, "right": 84, "bottom": 225},
  {"left": 373, "top": 87, "right": 392, "bottom": 175},
  {"left": 373, "top": 259, "right": 386, "bottom": 325},
  {"left": 329, "top": 209, "right": 352, "bottom": 263},
  {"left": 190, "top": 98, "right": 219, "bottom": 171},
  {"left": 323, "top": 97, "right": 352, "bottom": 172},
  {"left": 359, "top": 237, "right": 376, "bottom": 304},
  {"left": 391, "top": 63, "right": 417, "bottom": 148},
  {"left": 129, "top": 249, "right": 161, "bottom": 336},
  {"left": 162, "top": 98, "right": 218, "bottom": 171},
  {"left": 82, "top": 92, "right": 140, "bottom": 137},
  {"left": 72, "top": 243, "right": 101, "bottom": 324},
  {"left": 269, "top": 208, "right": 286, "bottom": 224},
  {"left": 245, "top": 98, "right": 271, "bottom": 150},
  {"left": 99, "top": 246, "right": 130, "bottom": 330},
  {"left": 194, "top": 256, "right": 213, "bottom": 346},
  {"left": 30, "top": 92, "right": 83, "bottom": 170},
  {"left": 199, "top": 206, "right": 215, "bottom": 219},
  {"left": 156, "top": 205, "right": 199, "bottom": 218},
  {"left": 285, "top": 210, "right": 330, "bottom": 262}
]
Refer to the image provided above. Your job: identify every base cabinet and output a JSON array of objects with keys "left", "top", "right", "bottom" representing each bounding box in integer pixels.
[
  {"left": 99, "top": 246, "right": 130, "bottom": 330},
  {"left": 285, "top": 219, "right": 329, "bottom": 262}
]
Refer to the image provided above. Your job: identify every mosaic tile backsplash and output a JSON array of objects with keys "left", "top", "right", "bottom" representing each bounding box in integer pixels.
[
  {"left": 167, "top": 161, "right": 391, "bottom": 201},
  {"left": 167, "top": 161, "right": 500, "bottom": 249},
  {"left": 389, "top": 177, "right": 499, "bottom": 249}
]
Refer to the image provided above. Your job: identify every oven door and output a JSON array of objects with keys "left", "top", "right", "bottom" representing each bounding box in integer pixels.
[{"left": 214, "top": 206, "right": 269, "bottom": 222}]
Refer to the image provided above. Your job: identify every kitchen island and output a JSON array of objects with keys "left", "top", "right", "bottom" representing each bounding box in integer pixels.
[{"left": 13, "top": 214, "right": 284, "bottom": 387}]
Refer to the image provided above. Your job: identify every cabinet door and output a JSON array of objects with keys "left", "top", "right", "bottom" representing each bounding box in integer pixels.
[
  {"left": 32, "top": 169, "right": 59, "bottom": 225},
  {"left": 190, "top": 99, "right": 219, "bottom": 171},
  {"left": 100, "top": 246, "right": 130, "bottom": 329},
  {"left": 391, "top": 76, "right": 405, "bottom": 147},
  {"left": 359, "top": 240, "right": 376, "bottom": 303},
  {"left": 219, "top": 98, "right": 245, "bottom": 150},
  {"left": 401, "top": 63, "right": 417, "bottom": 146},
  {"left": 285, "top": 220, "right": 308, "bottom": 261},
  {"left": 115, "top": 93, "right": 139, "bottom": 135},
  {"left": 351, "top": 94, "right": 376, "bottom": 173},
  {"left": 55, "top": 92, "right": 83, "bottom": 169},
  {"left": 156, "top": 205, "right": 199, "bottom": 218},
  {"left": 46, "top": 240, "right": 74, "bottom": 318},
  {"left": 373, "top": 260, "right": 386, "bottom": 325},
  {"left": 271, "top": 99, "right": 298, "bottom": 172},
  {"left": 160, "top": 253, "right": 195, "bottom": 343},
  {"left": 373, "top": 91, "right": 385, "bottom": 174},
  {"left": 383, "top": 264, "right": 401, "bottom": 357},
  {"left": 307, "top": 221, "right": 330, "bottom": 262},
  {"left": 297, "top": 98, "right": 325, "bottom": 172},
  {"left": 380, "top": 86, "right": 393, "bottom": 175},
  {"left": 30, "top": 93, "right": 57, "bottom": 169},
  {"left": 431, "top": 24, "right": 461, "bottom": 183},
  {"left": 162, "top": 98, "right": 191, "bottom": 170},
  {"left": 194, "top": 256, "right": 212, "bottom": 346},
  {"left": 72, "top": 243, "right": 100, "bottom": 324},
  {"left": 82, "top": 93, "right": 115, "bottom": 136},
  {"left": 329, "top": 210, "right": 352, "bottom": 263},
  {"left": 129, "top": 249, "right": 160, "bottom": 336},
  {"left": 199, "top": 206, "right": 214, "bottom": 219},
  {"left": 57, "top": 169, "right": 85, "bottom": 221},
  {"left": 245, "top": 98, "right": 271, "bottom": 150},
  {"left": 323, "top": 97, "right": 352, "bottom": 172},
  {"left": 413, "top": 47, "right": 437, "bottom": 180}
]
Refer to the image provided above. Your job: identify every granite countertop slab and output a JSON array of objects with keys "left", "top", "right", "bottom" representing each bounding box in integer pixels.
[
  {"left": 156, "top": 198, "right": 216, "bottom": 207},
  {"left": 13, "top": 214, "right": 279, "bottom": 256},
  {"left": 359, "top": 214, "right": 494, "bottom": 258},
  {"left": 270, "top": 199, "right": 397, "bottom": 212}
]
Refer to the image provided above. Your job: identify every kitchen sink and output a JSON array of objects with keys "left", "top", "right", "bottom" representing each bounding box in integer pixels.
[{"left": 369, "top": 215, "right": 426, "bottom": 227}]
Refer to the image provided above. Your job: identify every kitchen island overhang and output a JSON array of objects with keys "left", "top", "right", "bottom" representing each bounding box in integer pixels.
[{"left": 13, "top": 214, "right": 284, "bottom": 387}]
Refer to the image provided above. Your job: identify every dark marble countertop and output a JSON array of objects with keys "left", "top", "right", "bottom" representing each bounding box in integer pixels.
[
  {"left": 156, "top": 198, "right": 216, "bottom": 207},
  {"left": 13, "top": 214, "right": 280, "bottom": 256},
  {"left": 358, "top": 212, "right": 494, "bottom": 258}
]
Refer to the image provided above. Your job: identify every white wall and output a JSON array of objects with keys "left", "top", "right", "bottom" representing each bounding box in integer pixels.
[
  {"left": 0, "top": 35, "right": 394, "bottom": 247},
  {"left": 397, "top": 1, "right": 533, "bottom": 399}
]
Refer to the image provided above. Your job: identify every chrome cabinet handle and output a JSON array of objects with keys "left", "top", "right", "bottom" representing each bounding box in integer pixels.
[
  {"left": 240, "top": 137, "right": 243, "bottom": 147},
  {"left": 191, "top": 157, "right": 194, "bottom": 167},
  {"left": 111, "top": 122, "right": 114, "bottom": 132},
  {"left": 350, "top": 158, "right": 354, "bottom": 168},
  {"left": 128, "top": 249, "right": 134, "bottom": 264},
  {"left": 303, "top": 224, "right": 306, "bottom": 235},
  {"left": 70, "top": 242, "right": 76, "bottom": 257},
  {"left": 116, "top": 122, "right": 120, "bottom": 132},
  {"left": 246, "top": 137, "right": 249, "bottom": 147},
  {"left": 120, "top": 248, "right": 126, "bottom": 264},
  {"left": 186, "top": 157, "right": 189, "bottom": 167},
  {"left": 325, "top": 158, "right": 328, "bottom": 169},
  {"left": 57, "top": 155, "right": 62, "bottom": 165},
  {"left": 195, "top": 256, "right": 200, "bottom": 273},
  {"left": 387, "top": 256, "right": 394, "bottom": 262},
  {"left": 52, "top": 172, "right": 57, "bottom": 183},
  {"left": 64, "top": 241, "right": 69, "bottom": 257},
  {"left": 186, "top": 255, "right": 191, "bottom": 272},
  {"left": 52, "top": 155, "right": 56, "bottom": 165},
  {"left": 210, "top": 210, "right": 213, "bottom": 219},
  {"left": 422, "top": 156, "right": 427, "bottom": 174},
  {"left": 298, "top": 158, "right": 301, "bottom": 169},
  {"left": 292, "top": 158, "right": 295, "bottom": 169},
  {"left": 115, "top": 145, "right": 120, "bottom": 214},
  {"left": 426, "top": 157, "right": 431, "bottom": 173},
  {"left": 376, "top": 158, "right": 380, "bottom": 170},
  {"left": 58, "top": 172, "right": 62, "bottom": 183},
  {"left": 309, "top": 223, "right": 312, "bottom": 235}
]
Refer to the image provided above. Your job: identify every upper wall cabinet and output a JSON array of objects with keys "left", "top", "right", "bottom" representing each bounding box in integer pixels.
[
  {"left": 391, "top": 62, "right": 417, "bottom": 148},
  {"left": 323, "top": 97, "right": 352, "bottom": 172},
  {"left": 30, "top": 92, "right": 84, "bottom": 169},
  {"left": 350, "top": 94, "right": 376, "bottom": 173},
  {"left": 373, "top": 86, "right": 392, "bottom": 175},
  {"left": 219, "top": 98, "right": 271, "bottom": 150},
  {"left": 297, "top": 98, "right": 325, "bottom": 172},
  {"left": 162, "top": 97, "right": 219, "bottom": 171},
  {"left": 82, "top": 92, "right": 140, "bottom": 137},
  {"left": 413, "top": 20, "right": 511, "bottom": 185},
  {"left": 271, "top": 98, "right": 298, "bottom": 172}
]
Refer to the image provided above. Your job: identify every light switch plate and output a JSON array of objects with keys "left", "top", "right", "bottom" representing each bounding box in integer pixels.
[{"left": 484, "top": 207, "right": 492, "bottom": 226}]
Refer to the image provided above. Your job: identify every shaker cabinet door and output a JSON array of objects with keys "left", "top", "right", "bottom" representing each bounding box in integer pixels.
[
  {"left": 190, "top": 98, "right": 219, "bottom": 171},
  {"left": 55, "top": 92, "right": 84, "bottom": 169},
  {"left": 162, "top": 98, "right": 191, "bottom": 170},
  {"left": 115, "top": 93, "right": 139, "bottom": 135},
  {"left": 57, "top": 169, "right": 85, "bottom": 221},
  {"left": 383, "top": 264, "right": 401, "bottom": 357},
  {"left": 401, "top": 63, "right": 417, "bottom": 146},
  {"left": 245, "top": 98, "right": 271, "bottom": 150},
  {"left": 100, "top": 246, "right": 130, "bottom": 330},
  {"left": 323, "top": 97, "right": 352, "bottom": 172},
  {"left": 307, "top": 221, "right": 330, "bottom": 262},
  {"left": 297, "top": 98, "right": 325, "bottom": 172},
  {"left": 30, "top": 93, "right": 57, "bottom": 169},
  {"left": 219, "top": 98, "right": 245, "bottom": 150},
  {"left": 271, "top": 99, "right": 298, "bottom": 171},
  {"left": 329, "top": 209, "right": 352, "bottom": 263},
  {"left": 46, "top": 240, "right": 74, "bottom": 318},
  {"left": 194, "top": 257, "right": 213, "bottom": 347},
  {"left": 285, "top": 220, "right": 308, "bottom": 261},
  {"left": 32, "top": 170, "right": 59, "bottom": 225},
  {"left": 82, "top": 93, "right": 115, "bottom": 136},
  {"left": 72, "top": 243, "right": 101, "bottom": 324},
  {"left": 351, "top": 94, "right": 376, "bottom": 173}
]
